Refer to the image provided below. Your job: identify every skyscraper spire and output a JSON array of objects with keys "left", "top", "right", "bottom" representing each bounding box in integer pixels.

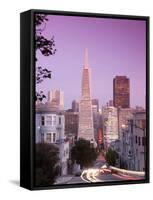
[
  {"left": 78, "top": 49, "right": 97, "bottom": 147},
  {"left": 84, "top": 48, "right": 89, "bottom": 68}
]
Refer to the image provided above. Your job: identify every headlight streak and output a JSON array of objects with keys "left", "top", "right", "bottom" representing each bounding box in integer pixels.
[
  {"left": 81, "top": 168, "right": 104, "bottom": 183},
  {"left": 80, "top": 163, "right": 144, "bottom": 183}
]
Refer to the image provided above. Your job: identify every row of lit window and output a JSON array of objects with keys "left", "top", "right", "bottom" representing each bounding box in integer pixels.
[
  {"left": 135, "top": 136, "right": 146, "bottom": 146},
  {"left": 41, "top": 132, "right": 56, "bottom": 143},
  {"left": 41, "top": 116, "right": 61, "bottom": 126}
]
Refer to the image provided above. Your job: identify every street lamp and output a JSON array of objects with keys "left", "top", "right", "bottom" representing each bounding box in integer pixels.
[{"left": 121, "top": 124, "right": 126, "bottom": 129}]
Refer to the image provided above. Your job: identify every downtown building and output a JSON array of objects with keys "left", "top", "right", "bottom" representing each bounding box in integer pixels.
[
  {"left": 64, "top": 109, "right": 79, "bottom": 144},
  {"left": 113, "top": 76, "right": 130, "bottom": 108},
  {"left": 48, "top": 89, "right": 64, "bottom": 110},
  {"left": 64, "top": 100, "right": 79, "bottom": 143},
  {"left": 118, "top": 108, "right": 134, "bottom": 139},
  {"left": 102, "top": 105, "right": 119, "bottom": 150},
  {"left": 72, "top": 100, "right": 79, "bottom": 112},
  {"left": 92, "top": 100, "right": 100, "bottom": 141},
  {"left": 35, "top": 102, "right": 69, "bottom": 176},
  {"left": 78, "top": 49, "right": 96, "bottom": 146},
  {"left": 112, "top": 76, "right": 133, "bottom": 159},
  {"left": 92, "top": 99, "right": 99, "bottom": 112}
]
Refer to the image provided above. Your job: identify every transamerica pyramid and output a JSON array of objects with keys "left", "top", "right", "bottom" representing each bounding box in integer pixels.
[{"left": 78, "top": 48, "right": 97, "bottom": 147}]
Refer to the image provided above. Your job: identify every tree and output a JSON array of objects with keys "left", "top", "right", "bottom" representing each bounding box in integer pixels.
[
  {"left": 71, "top": 138, "right": 98, "bottom": 169},
  {"left": 35, "top": 14, "right": 56, "bottom": 102},
  {"left": 105, "top": 148, "right": 118, "bottom": 166},
  {"left": 35, "top": 143, "right": 59, "bottom": 187}
]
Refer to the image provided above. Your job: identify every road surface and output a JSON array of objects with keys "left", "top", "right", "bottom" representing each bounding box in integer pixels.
[{"left": 66, "top": 155, "right": 144, "bottom": 184}]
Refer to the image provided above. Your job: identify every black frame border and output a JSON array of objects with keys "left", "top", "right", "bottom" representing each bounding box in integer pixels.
[{"left": 20, "top": 9, "right": 150, "bottom": 190}]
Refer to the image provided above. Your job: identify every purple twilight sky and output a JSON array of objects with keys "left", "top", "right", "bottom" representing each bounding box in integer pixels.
[{"left": 36, "top": 14, "right": 146, "bottom": 109}]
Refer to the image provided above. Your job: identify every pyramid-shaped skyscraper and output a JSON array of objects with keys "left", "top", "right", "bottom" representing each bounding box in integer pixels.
[{"left": 78, "top": 49, "right": 96, "bottom": 147}]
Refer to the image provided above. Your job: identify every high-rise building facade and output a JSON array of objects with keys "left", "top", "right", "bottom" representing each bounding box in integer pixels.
[
  {"left": 113, "top": 76, "right": 130, "bottom": 108},
  {"left": 92, "top": 99, "right": 99, "bottom": 112},
  {"left": 65, "top": 110, "right": 79, "bottom": 138},
  {"left": 92, "top": 104, "right": 100, "bottom": 139},
  {"left": 48, "top": 89, "right": 64, "bottom": 110},
  {"left": 118, "top": 108, "right": 134, "bottom": 139},
  {"left": 102, "top": 105, "right": 118, "bottom": 150},
  {"left": 72, "top": 100, "right": 79, "bottom": 112},
  {"left": 78, "top": 49, "right": 96, "bottom": 146}
]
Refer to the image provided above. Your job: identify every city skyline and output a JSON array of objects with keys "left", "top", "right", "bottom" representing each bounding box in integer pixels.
[
  {"left": 34, "top": 13, "right": 148, "bottom": 186},
  {"left": 36, "top": 15, "right": 146, "bottom": 109}
]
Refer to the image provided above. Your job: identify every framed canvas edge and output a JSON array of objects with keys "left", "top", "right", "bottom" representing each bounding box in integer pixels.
[{"left": 20, "top": 9, "right": 150, "bottom": 190}]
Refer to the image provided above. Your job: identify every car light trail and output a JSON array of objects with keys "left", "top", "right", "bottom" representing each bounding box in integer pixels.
[{"left": 81, "top": 168, "right": 103, "bottom": 183}]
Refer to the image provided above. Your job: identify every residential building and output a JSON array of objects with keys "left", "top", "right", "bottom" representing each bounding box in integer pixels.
[
  {"left": 120, "top": 110, "right": 146, "bottom": 171},
  {"left": 36, "top": 103, "right": 69, "bottom": 175},
  {"left": 133, "top": 111, "right": 146, "bottom": 171}
]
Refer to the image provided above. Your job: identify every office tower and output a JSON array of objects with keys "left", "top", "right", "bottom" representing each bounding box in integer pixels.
[
  {"left": 72, "top": 100, "right": 79, "bottom": 112},
  {"left": 92, "top": 99, "right": 99, "bottom": 112},
  {"left": 48, "top": 89, "right": 64, "bottom": 110},
  {"left": 65, "top": 110, "right": 79, "bottom": 138},
  {"left": 113, "top": 76, "right": 130, "bottom": 108},
  {"left": 102, "top": 105, "right": 118, "bottom": 149},
  {"left": 78, "top": 49, "right": 96, "bottom": 146}
]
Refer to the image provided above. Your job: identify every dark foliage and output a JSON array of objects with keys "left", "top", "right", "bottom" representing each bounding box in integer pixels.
[
  {"left": 35, "top": 91, "right": 46, "bottom": 102},
  {"left": 35, "top": 14, "right": 48, "bottom": 26},
  {"left": 36, "top": 66, "right": 51, "bottom": 84},
  {"left": 36, "top": 35, "right": 56, "bottom": 57},
  {"left": 35, "top": 143, "right": 59, "bottom": 187},
  {"left": 35, "top": 14, "right": 56, "bottom": 102},
  {"left": 71, "top": 138, "right": 98, "bottom": 169},
  {"left": 105, "top": 148, "right": 118, "bottom": 166}
]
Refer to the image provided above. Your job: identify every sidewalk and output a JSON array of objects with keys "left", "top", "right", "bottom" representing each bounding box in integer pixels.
[{"left": 54, "top": 175, "right": 74, "bottom": 185}]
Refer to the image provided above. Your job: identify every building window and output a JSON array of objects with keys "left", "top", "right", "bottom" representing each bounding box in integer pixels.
[
  {"left": 59, "top": 117, "right": 61, "bottom": 125},
  {"left": 142, "top": 137, "right": 145, "bottom": 146},
  {"left": 136, "top": 149, "right": 138, "bottom": 157},
  {"left": 46, "top": 116, "right": 52, "bottom": 125},
  {"left": 46, "top": 133, "right": 51, "bottom": 143},
  {"left": 135, "top": 136, "right": 137, "bottom": 144},
  {"left": 138, "top": 137, "right": 141, "bottom": 146},
  {"left": 53, "top": 133, "right": 56, "bottom": 143},
  {"left": 41, "top": 116, "right": 45, "bottom": 125},
  {"left": 131, "top": 123, "right": 133, "bottom": 133},
  {"left": 53, "top": 116, "right": 56, "bottom": 125},
  {"left": 66, "top": 148, "right": 69, "bottom": 155}
]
